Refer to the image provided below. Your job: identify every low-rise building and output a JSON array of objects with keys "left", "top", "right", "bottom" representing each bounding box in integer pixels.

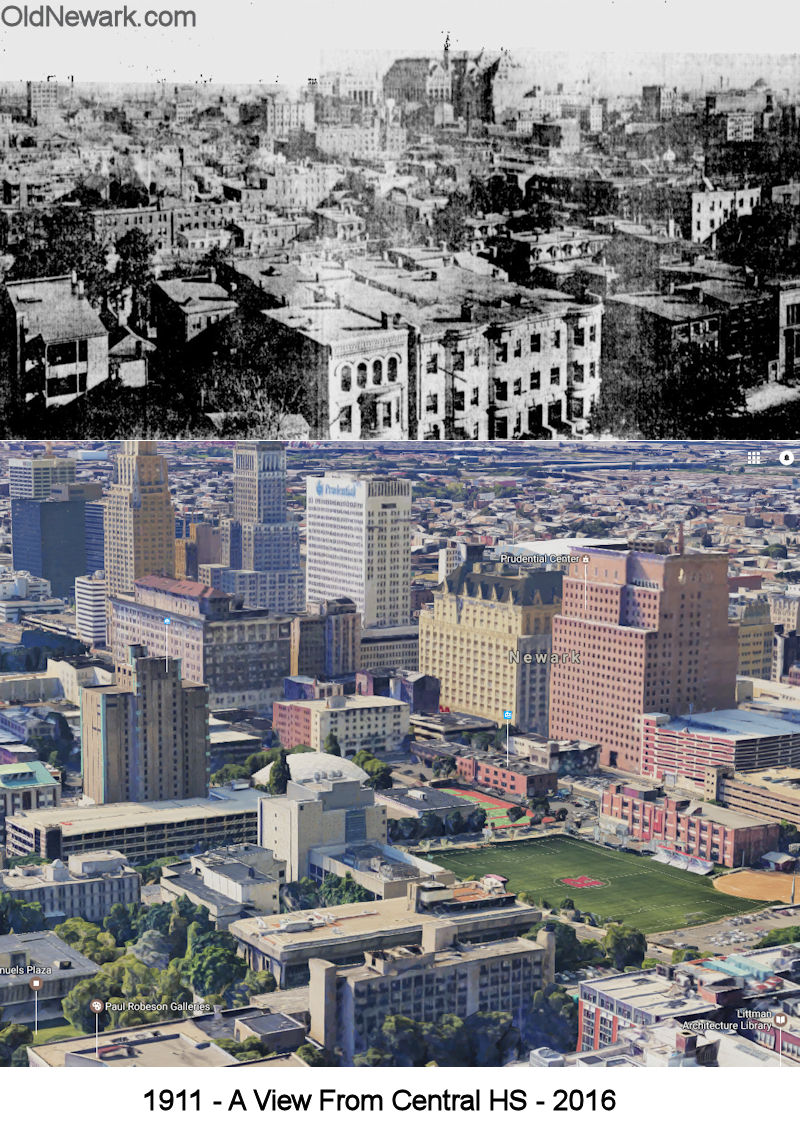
[
  {"left": 0, "top": 760, "right": 60, "bottom": 846},
  {"left": 0, "top": 850, "right": 140, "bottom": 923},
  {"left": 0, "top": 930, "right": 100, "bottom": 1024},
  {"left": 271, "top": 694, "right": 410, "bottom": 754},
  {"left": 600, "top": 781, "right": 779, "bottom": 867},
  {"left": 704, "top": 765, "right": 800, "bottom": 829},
  {"left": 641, "top": 708, "right": 800, "bottom": 783},
  {"left": 5, "top": 785, "right": 263, "bottom": 864},
  {"left": 160, "top": 843, "right": 285, "bottom": 929},
  {"left": 0, "top": 274, "right": 108, "bottom": 411}
]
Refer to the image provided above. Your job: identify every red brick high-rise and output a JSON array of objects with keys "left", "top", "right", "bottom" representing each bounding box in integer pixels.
[{"left": 548, "top": 548, "right": 738, "bottom": 772}]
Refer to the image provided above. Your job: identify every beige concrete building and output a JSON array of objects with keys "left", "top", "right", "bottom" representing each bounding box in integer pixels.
[
  {"left": 271, "top": 693, "right": 410, "bottom": 754},
  {"left": 310, "top": 924, "right": 555, "bottom": 1061},
  {"left": 258, "top": 776, "right": 386, "bottom": 882},
  {"left": 0, "top": 850, "right": 140, "bottom": 923},
  {"left": 103, "top": 441, "right": 175, "bottom": 638},
  {"left": 81, "top": 644, "right": 209, "bottom": 804},
  {"left": 704, "top": 764, "right": 800, "bottom": 828},
  {"left": 5, "top": 786, "right": 263, "bottom": 863},
  {"left": 730, "top": 596, "right": 773, "bottom": 680},
  {"left": 8, "top": 455, "right": 76, "bottom": 499},
  {"left": 230, "top": 878, "right": 544, "bottom": 988},
  {"left": 160, "top": 844, "right": 285, "bottom": 928},
  {"left": 419, "top": 562, "right": 562, "bottom": 734}
]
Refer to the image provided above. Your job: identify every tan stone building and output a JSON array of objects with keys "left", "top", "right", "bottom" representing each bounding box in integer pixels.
[
  {"left": 419, "top": 562, "right": 562, "bottom": 734},
  {"left": 81, "top": 644, "right": 209, "bottom": 804},
  {"left": 309, "top": 923, "right": 556, "bottom": 1062},
  {"left": 730, "top": 596, "right": 773, "bottom": 680},
  {"left": 104, "top": 441, "right": 175, "bottom": 646}
]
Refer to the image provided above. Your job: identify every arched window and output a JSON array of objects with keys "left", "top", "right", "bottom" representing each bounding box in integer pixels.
[
  {"left": 372, "top": 359, "right": 383, "bottom": 384},
  {"left": 387, "top": 356, "right": 398, "bottom": 382},
  {"left": 357, "top": 362, "right": 367, "bottom": 388},
  {"left": 340, "top": 364, "right": 351, "bottom": 392}
]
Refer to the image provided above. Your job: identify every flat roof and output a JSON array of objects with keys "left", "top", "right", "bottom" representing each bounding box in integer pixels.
[
  {"left": 376, "top": 785, "right": 475, "bottom": 811},
  {"left": 231, "top": 892, "right": 537, "bottom": 954},
  {"left": 275, "top": 695, "right": 407, "bottom": 712},
  {"left": 610, "top": 292, "right": 719, "bottom": 322},
  {"left": 7, "top": 786, "right": 262, "bottom": 837},
  {"left": 655, "top": 708, "right": 800, "bottom": 740},
  {"left": 580, "top": 971, "right": 716, "bottom": 1019},
  {"left": 29, "top": 1022, "right": 234, "bottom": 1068}
]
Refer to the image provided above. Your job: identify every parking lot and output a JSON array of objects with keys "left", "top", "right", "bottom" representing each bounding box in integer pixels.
[{"left": 650, "top": 905, "right": 800, "bottom": 955}]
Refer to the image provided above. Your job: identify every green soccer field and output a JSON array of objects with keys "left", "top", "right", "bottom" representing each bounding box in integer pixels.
[{"left": 434, "top": 836, "right": 763, "bottom": 934}]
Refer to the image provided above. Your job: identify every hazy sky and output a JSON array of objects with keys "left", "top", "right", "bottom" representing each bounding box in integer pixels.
[{"left": 319, "top": 49, "right": 800, "bottom": 97}]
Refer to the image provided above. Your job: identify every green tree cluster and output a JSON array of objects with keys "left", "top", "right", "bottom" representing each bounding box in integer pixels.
[
  {"left": 354, "top": 1010, "right": 519, "bottom": 1067},
  {"left": 0, "top": 894, "right": 46, "bottom": 935}
]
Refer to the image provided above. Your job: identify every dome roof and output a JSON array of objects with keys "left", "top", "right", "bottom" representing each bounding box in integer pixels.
[{"left": 253, "top": 751, "right": 368, "bottom": 787}]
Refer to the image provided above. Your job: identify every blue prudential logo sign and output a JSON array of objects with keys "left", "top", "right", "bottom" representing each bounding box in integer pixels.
[{"left": 502, "top": 710, "right": 513, "bottom": 721}]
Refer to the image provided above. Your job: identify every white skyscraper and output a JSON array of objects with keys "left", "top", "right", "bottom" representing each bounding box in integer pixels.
[
  {"left": 75, "top": 570, "right": 107, "bottom": 647},
  {"left": 305, "top": 473, "right": 411, "bottom": 629}
]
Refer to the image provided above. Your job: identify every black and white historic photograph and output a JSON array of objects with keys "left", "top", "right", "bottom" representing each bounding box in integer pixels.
[{"left": 2, "top": 49, "right": 800, "bottom": 441}]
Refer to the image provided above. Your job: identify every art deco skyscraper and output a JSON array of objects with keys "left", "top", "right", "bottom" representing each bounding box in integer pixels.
[
  {"left": 103, "top": 440, "right": 176, "bottom": 605},
  {"left": 211, "top": 442, "right": 304, "bottom": 614}
]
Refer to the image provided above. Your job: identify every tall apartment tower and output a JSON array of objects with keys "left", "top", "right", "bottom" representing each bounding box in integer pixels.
[
  {"left": 103, "top": 441, "right": 175, "bottom": 608},
  {"left": 81, "top": 644, "right": 209, "bottom": 804},
  {"left": 419, "top": 561, "right": 562, "bottom": 735},
  {"left": 306, "top": 473, "right": 411, "bottom": 628},
  {"left": 216, "top": 442, "right": 304, "bottom": 613},
  {"left": 8, "top": 455, "right": 76, "bottom": 499},
  {"left": 549, "top": 548, "right": 739, "bottom": 772}
]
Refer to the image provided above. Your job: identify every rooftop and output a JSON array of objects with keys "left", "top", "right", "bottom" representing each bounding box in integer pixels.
[
  {"left": 6, "top": 274, "right": 106, "bottom": 343},
  {"left": 610, "top": 291, "right": 720, "bottom": 322},
  {"left": 655, "top": 708, "right": 800, "bottom": 741},
  {"left": 7, "top": 785, "right": 262, "bottom": 837}
]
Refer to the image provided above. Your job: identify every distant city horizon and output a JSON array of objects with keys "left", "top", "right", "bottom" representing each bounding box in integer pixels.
[{"left": 2, "top": 51, "right": 800, "bottom": 102}]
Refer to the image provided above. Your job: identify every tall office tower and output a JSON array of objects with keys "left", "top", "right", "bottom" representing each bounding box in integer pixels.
[
  {"left": 81, "top": 644, "right": 209, "bottom": 805},
  {"left": 306, "top": 473, "right": 411, "bottom": 628},
  {"left": 103, "top": 441, "right": 175, "bottom": 607},
  {"left": 85, "top": 501, "right": 106, "bottom": 573},
  {"left": 11, "top": 497, "right": 87, "bottom": 598},
  {"left": 8, "top": 455, "right": 76, "bottom": 499},
  {"left": 290, "top": 598, "right": 362, "bottom": 677},
  {"left": 217, "top": 442, "right": 304, "bottom": 614},
  {"left": 419, "top": 561, "right": 562, "bottom": 735},
  {"left": 549, "top": 548, "right": 739, "bottom": 772},
  {"left": 75, "top": 571, "right": 107, "bottom": 647}
]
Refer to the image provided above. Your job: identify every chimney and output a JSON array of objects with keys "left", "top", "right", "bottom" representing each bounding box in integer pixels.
[
  {"left": 209, "top": 266, "right": 216, "bottom": 284},
  {"left": 675, "top": 1029, "right": 697, "bottom": 1056},
  {"left": 677, "top": 522, "right": 685, "bottom": 555},
  {"left": 70, "top": 269, "right": 78, "bottom": 288},
  {"left": 381, "top": 311, "right": 389, "bottom": 328},
  {"left": 77, "top": 280, "right": 85, "bottom": 297},
  {"left": 461, "top": 300, "right": 474, "bottom": 322}
]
